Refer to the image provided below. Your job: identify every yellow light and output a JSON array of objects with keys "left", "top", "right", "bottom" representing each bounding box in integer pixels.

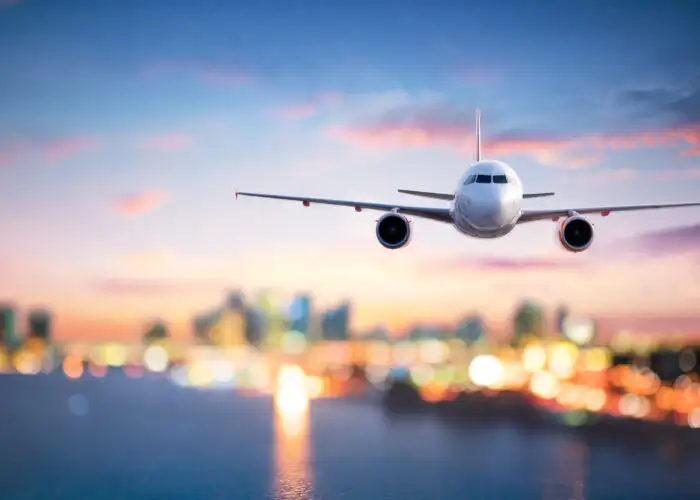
[
  {"left": 275, "top": 364, "right": 309, "bottom": 415},
  {"left": 143, "top": 345, "right": 169, "bottom": 372},
  {"left": 468, "top": 355, "right": 503, "bottom": 388},
  {"left": 410, "top": 364, "right": 435, "bottom": 387},
  {"left": 547, "top": 342, "right": 578, "bottom": 379},
  {"left": 688, "top": 408, "right": 700, "bottom": 428},
  {"left": 522, "top": 343, "right": 547, "bottom": 373},
  {"left": 529, "top": 371, "right": 560, "bottom": 400},
  {"left": 583, "top": 348, "right": 611, "bottom": 372},
  {"left": 584, "top": 388, "right": 606, "bottom": 412},
  {"left": 419, "top": 340, "right": 449, "bottom": 364}
]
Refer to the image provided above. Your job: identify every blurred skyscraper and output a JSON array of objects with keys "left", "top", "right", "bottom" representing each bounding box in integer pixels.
[
  {"left": 289, "top": 294, "right": 311, "bottom": 336},
  {"left": 555, "top": 305, "right": 569, "bottom": 337},
  {"left": 144, "top": 320, "right": 169, "bottom": 343},
  {"left": 321, "top": 302, "right": 350, "bottom": 341},
  {"left": 0, "top": 303, "right": 18, "bottom": 349},
  {"left": 258, "top": 291, "right": 287, "bottom": 351},
  {"left": 193, "top": 312, "right": 216, "bottom": 342},
  {"left": 27, "top": 309, "right": 51, "bottom": 341},
  {"left": 226, "top": 290, "right": 245, "bottom": 311},
  {"left": 511, "top": 301, "right": 543, "bottom": 346},
  {"left": 455, "top": 315, "right": 485, "bottom": 345}
]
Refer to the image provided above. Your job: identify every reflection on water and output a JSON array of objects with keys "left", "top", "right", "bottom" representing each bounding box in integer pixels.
[
  {"left": 542, "top": 438, "right": 588, "bottom": 500},
  {"left": 272, "top": 364, "right": 314, "bottom": 499}
]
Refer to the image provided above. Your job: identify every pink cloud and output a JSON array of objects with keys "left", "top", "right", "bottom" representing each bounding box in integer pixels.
[
  {"left": 273, "top": 92, "right": 343, "bottom": 120},
  {"left": 140, "top": 133, "right": 192, "bottom": 151},
  {"left": 426, "top": 256, "right": 584, "bottom": 273},
  {"left": 333, "top": 113, "right": 700, "bottom": 167},
  {"left": 0, "top": 135, "right": 101, "bottom": 167},
  {"left": 113, "top": 190, "right": 169, "bottom": 216},
  {"left": 275, "top": 104, "right": 319, "bottom": 120},
  {"left": 91, "top": 278, "right": 223, "bottom": 295},
  {"left": 43, "top": 136, "right": 101, "bottom": 161},
  {"left": 144, "top": 61, "right": 251, "bottom": 87}
]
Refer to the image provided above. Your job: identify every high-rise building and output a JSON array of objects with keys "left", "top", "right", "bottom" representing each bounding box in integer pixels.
[
  {"left": 322, "top": 302, "right": 350, "bottom": 341},
  {"left": 210, "top": 310, "right": 246, "bottom": 348},
  {"left": 555, "top": 306, "right": 569, "bottom": 337},
  {"left": 456, "top": 315, "right": 485, "bottom": 344},
  {"left": 289, "top": 294, "right": 311, "bottom": 336},
  {"left": 512, "top": 301, "right": 543, "bottom": 346},
  {"left": 0, "top": 303, "right": 18, "bottom": 348},
  {"left": 226, "top": 291, "right": 245, "bottom": 311},
  {"left": 193, "top": 312, "right": 217, "bottom": 341},
  {"left": 28, "top": 309, "right": 51, "bottom": 341},
  {"left": 144, "top": 320, "right": 168, "bottom": 343}
]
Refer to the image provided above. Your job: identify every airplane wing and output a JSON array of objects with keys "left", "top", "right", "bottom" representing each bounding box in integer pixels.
[
  {"left": 523, "top": 192, "right": 555, "bottom": 199},
  {"left": 518, "top": 201, "right": 700, "bottom": 224},
  {"left": 398, "top": 189, "right": 454, "bottom": 201},
  {"left": 235, "top": 191, "right": 454, "bottom": 223}
]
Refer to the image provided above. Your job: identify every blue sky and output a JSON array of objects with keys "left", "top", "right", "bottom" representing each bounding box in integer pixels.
[{"left": 1, "top": 0, "right": 699, "bottom": 340}]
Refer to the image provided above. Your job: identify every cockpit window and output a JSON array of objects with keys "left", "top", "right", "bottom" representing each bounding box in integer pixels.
[
  {"left": 493, "top": 175, "right": 508, "bottom": 184},
  {"left": 475, "top": 174, "right": 491, "bottom": 183},
  {"left": 464, "top": 174, "right": 476, "bottom": 185}
]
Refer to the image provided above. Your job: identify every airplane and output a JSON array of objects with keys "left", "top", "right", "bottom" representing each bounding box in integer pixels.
[{"left": 236, "top": 110, "right": 700, "bottom": 252}]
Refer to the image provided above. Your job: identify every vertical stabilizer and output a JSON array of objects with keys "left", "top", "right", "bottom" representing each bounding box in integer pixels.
[{"left": 475, "top": 108, "right": 482, "bottom": 162}]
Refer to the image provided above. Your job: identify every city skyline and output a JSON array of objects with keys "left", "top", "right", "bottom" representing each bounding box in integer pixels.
[{"left": 1, "top": 0, "right": 699, "bottom": 341}]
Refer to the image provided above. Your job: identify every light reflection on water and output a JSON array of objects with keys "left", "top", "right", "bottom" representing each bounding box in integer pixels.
[{"left": 271, "top": 364, "right": 314, "bottom": 499}]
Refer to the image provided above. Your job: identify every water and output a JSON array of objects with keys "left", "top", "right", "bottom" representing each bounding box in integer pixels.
[{"left": 0, "top": 372, "right": 698, "bottom": 499}]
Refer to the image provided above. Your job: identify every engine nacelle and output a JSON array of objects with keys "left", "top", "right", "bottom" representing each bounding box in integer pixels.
[
  {"left": 376, "top": 213, "right": 411, "bottom": 249},
  {"left": 559, "top": 216, "right": 594, "bottom": 252}
]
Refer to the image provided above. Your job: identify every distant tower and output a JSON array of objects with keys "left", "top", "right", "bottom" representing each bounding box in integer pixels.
[
  {"left": 144, "top": 320, "right": 169, "bottom": 343},
  {"left": 289, "top": 294, "right": 311, "bottom": 336},
  {"left": 555, "top": 306, "right": 569, "bottom": 338},
  {"left": 456, "top": 315, "right": 485, "bottom": 345},
  {"left": 322, "top": 302, "right": 351, "bottom": 341},
  {"left": 0, "top": 303, "right": 18, "bottom": 349},
  {"left": 225, "top": 290, "right": 245, "bottom": 311},
  {"left": 512, "top": 301, "right": 543, "bottom": 347},
  {"left": 27, "top": 309, "right": 51, "bottom": 341}
]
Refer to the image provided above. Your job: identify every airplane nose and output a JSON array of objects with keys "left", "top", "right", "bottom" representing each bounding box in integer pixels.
[{"left": 464, "top": 188, "right": 514, "bottom": 229}]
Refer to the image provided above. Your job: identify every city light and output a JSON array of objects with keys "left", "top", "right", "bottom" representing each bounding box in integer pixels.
[{"left": 468, "top": 355, "right": 503, "bottom": 388}]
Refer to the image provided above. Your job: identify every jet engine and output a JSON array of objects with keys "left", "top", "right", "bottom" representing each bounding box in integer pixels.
[
  {"left": 559, "top": 215, "right": 594, "bottom": 252},
  {"left": 376, "top": 213, "right": 411, "bottom": 249}
]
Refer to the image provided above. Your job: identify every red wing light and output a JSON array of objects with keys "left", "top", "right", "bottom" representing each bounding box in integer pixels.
[
  {"left": 302, "top": 200, "right": 310, "bottom": 207},
  {"left": 552, "top": 217, "right": 559, "bottom": 222},
  {"left": 354, "top": 206, "right": 362, "bottom": 212},
  {"left": 601, "top": 210, "right": 610, "bottom": 217}
]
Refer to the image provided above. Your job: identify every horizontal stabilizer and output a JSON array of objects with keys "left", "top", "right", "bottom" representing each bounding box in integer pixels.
[
  {"left": 523, "top": 192, "right": 555, "bottom": 199},
  {"left": 398, "top": 189, "right": 454, "bottom": 201}
]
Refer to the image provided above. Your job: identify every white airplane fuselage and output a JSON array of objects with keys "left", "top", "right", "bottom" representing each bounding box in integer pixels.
[{"left": 450, "top": 159, "right": 523, "bottom": 238}]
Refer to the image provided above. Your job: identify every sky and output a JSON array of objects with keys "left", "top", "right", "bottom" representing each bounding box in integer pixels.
[{"left": 1, "top": 0, "right": 699, "bottom": 341}]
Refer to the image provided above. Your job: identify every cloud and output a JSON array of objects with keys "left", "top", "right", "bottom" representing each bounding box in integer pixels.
[
  {"left": 426, "top": 255, "right": 584, "bottom": 273},
  {"left": 332, "top": 102, "right": 700, "bottom": 166},
  {"left": 273, "top": 92, "right": 343, "bottom": 120},
  {"left": 139, "top": 133, "right": 192, "bottom": 151},
  {"left": 0, "top": 135, "right": 101, "bottom": 167},
  {"left": 91, "top": 278, "right": 224, "bottom": 295},
  {"left": 113, "top": 190, "right": 169, "bottom": 216},
  {"left": 625, "top": 223, "right": 700, "bottom": 257},
  {"left": 619, "top": 84, "right": 700, "bottom": 126},
  {"left": 143, "top": 61, "right": 251, "bottom": 86}
]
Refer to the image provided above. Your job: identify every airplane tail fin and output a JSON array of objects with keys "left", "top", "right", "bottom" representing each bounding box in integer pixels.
[{"left": 475, "top": 109, "right": 482, "bottom": 162}]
